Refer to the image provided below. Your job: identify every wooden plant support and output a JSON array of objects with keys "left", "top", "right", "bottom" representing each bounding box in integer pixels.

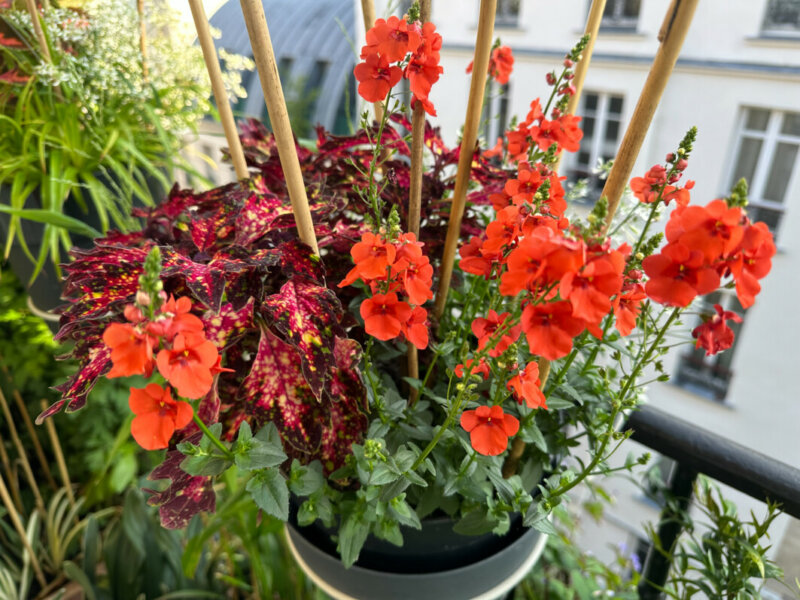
[
  {"left": 9, "top": 383, "right": 57, "bottom": 491},
  {"left": 359, "top": 0, "right": 384, "bottom": 123},
  {"left": 601, "top": 0, "right": 699, "bottom": 231},
  {"left": 239, "top": 0, "right": 319, "bottom": 254},
  {"left": 551, "top": 0, "right": 607, "bottom": 174},
  {"left": 407, "top": 0, "right": 431, "bottom": 403},
  {"left": 502, "top": 0, "right": 699, "bottom": 479},
  {"left": 433, "top": 0, "right": 497, "bottom": 320},
  {"left": 189, "top": 0, "right": 249, "bottom": 180}
]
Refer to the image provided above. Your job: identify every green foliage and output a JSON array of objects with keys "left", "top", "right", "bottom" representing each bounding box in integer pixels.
[{"left": 649, "top": 477, "right": 793, "bottom": 599}]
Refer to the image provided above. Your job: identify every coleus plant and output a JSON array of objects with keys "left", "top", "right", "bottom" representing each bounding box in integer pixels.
[{"left": 47, "top": 7, "right": 775, "bottom": 569}]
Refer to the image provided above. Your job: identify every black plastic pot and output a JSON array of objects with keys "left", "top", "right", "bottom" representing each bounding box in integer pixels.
[{"left": 286, "top": 508, "right": 547, "bottom": 600}]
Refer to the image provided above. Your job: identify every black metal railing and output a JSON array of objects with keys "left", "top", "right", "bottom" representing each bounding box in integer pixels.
[{"left": 626, "top": 404, "right": 800, "bottom": 598}]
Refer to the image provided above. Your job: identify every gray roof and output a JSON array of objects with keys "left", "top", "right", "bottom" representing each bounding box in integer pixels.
[{"left": 211, "top": 0, "right": 357, "bottom": 134}]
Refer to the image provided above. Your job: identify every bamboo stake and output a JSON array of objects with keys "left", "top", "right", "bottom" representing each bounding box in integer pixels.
[
  {"left": 433, "top": 0, "right": 497, "bottom": 320},
  {"left": 24, "top": 0, "right": 51, "bottom": 63},
  {"left": 40, "top": 400, "right": 74, "bottom": 508},
  {"left": 406, "top": 0, "right": 431, "bottom": 404},
  {"left": 137, "top": 0, "right": 149, "bottom": 82},
  {"left": 0, "top": 390, "right": 45, "bottom": 516},
  {"left": 602, "top": 0, "right": 699, "bottom": 230},
  {"left": 552, "top": 0, "right": 607, "bottom": 174},
  {"left": 359, "top": 0, "right": 384, "bottom": 123},
  {"left": 0, "top": 473, "right": 46, "bottom": 587},
  {"left": 189, "top": 0, "right": 249, "bottom": 180},
  {"left": 239, "top": 0, "right": 319, "bottom": 254}
]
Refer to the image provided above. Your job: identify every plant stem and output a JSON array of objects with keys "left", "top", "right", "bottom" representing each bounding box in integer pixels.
[{"left": 192, "top": 412, "right": 234, "bottom": 459}]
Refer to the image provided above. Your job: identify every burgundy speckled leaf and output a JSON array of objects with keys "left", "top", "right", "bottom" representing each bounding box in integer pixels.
[
  {"left": 239, "top": 327, "right": 322, "bottom": 455},
  {"left": 202, "top": 299, "right": 255, "bottom": 351},
  {"left": 48, "top": 345, "right": 111, "bottom": 417},
  {"left": 162, "top": 252, "right": 225, "bottom": 312},
  {"left": 277, "top": 241, "right": 324, "bottom": 283},
  {"left": 145, "top": 437, "right": 215, "bottom": 529},
  {"left": 234, "top": 192, "right": 290, "bottom": 246},
  {"left": 261, "top": 277, "right": 343, "bottom": 401}
]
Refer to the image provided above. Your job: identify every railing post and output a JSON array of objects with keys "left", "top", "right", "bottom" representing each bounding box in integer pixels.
[{"left": 639, "top": 462, "right": 698, "bottom": 599}]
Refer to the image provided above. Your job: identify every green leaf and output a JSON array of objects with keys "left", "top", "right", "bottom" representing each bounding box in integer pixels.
[
  {"left": 288, "top": 460, "right": 324, "bottom": 496},
  {"left": 545, "top": 396, "right": 574, "bottom": 410},
  {"left": 0, "top": 205, "right": 102, "bottom": 239},
  {"left": 338, "top": 512, "right": 369, "bottom": 568},
  {"left": 558, "top": 382, "right": 585, "bottom": 405},
  {"left": 63, "top": 560, "right": 98, "bottom": 600},
  {"left": 179, "top": 452, "right": 232, "bottom": 477},
  {"left": 234, "top": 422, "right": 287, "bottom": 471},
  {"left": 246, "top": 468, "right": 289, "bottom": 521},
  {"left": 520, "top": 420, "right": 548, "bottom": 453},
  {"left": 453, "top": 508, "right": 498, "bottom": 536},
  {"left": 109, "top": 451, "right": 137, "bottom": 493},
  {"left": 388, "top": 496, "right": 421, "bottom": 530}
]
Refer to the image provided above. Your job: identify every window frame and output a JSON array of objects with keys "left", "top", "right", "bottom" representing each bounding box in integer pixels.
[
  {"left": 495, "top": 0, "right": 521, "bottom": 28},
  {"left": 724, "top": 106, "right": 800, "bottom": 239},
  {"left": 599, "top": 0, "right": 641, "bottom": 32},
  {"left": 761, "top": 0, "right": 800, "bottom": 37},
  {"left": 566, "top": 90, "right": 626, "bottom": 198}
]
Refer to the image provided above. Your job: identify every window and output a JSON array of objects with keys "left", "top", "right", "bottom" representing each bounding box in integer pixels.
[
  {"left": 600, "top": 0, "right": 640, "bottom": 31},
  {"left": 674, "top": 292, "right": 745, "bottom": 402},
  {"left": 482, "top": 83, "right": 510, "bottom": 146},
  {"left": 496, "top": 0, "right": 521, "bottom": 27},
  {"left": 568, "top": 91, "right": 625, "bottom": 196},
  {"left": 727, "top": 107, "right": 799, "bottom": 237},
  {"left": 762, "top": 0, "right": 800, "bottom": 36}
]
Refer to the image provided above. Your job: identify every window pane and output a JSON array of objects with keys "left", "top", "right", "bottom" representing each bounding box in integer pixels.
[
  {"left": 608, "top": 96, "right": 624, "bottom": 115},
  {"left": 583, "top": 93, "right": 598, "bottom": 112},
  {"left": 730, "top": 137, "right": 763, "bottom": 186},
  {"left": 763, "top": 142, "right": 798, "bottom": 202},
  {"left": 748, "top": 205, "right": 783, "bottom": 232},
  {"left": 577, "top": 151, "right": 591, "bottom": 167},
  {"left": 605, "top": 119, "right": 620, "bottom": 142},
  {"left": 763, "top": 0, "right": 800, "bottom": 32},
  {"left": 781, "top": 111, "right": 800, "bottom": 136},
  {"left": 583, "top": 116, "right": 596, "bottom": 138},
  {"left": 745, "top": 108, "right": 770, "bottom": 131},
  {"left": 622, "top": 0, "right": 641, "bottom": 18}
]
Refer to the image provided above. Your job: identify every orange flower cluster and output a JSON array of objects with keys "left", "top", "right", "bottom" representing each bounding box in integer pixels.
[
  {"left": 466, "top": 45, "right": 515, "bottom": 85},
  {"left": 643, "top": 199, "right": 776, "bottom": 308},
  {"left": 504, "top": 99, "right": 583, "bottom": 160},
  {"left": 354, "top": 15, "right": 443, "bottom": 115},
  {"left": 339, "top": 232, "right": 432, "bottom": 349},
  {"left": 103, "top": 296, "right": 228, "bottom": 450},
  {"left": 630, "top": 162, "right": 694, "bottom": 207}
]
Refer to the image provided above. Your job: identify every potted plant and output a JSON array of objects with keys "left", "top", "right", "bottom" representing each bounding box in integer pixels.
[
  {"left": 45, "top": 6, "right": 776, "bottom": 599},
  {"left": 0, "top": 0, "right": 252, "bottom": 310}
]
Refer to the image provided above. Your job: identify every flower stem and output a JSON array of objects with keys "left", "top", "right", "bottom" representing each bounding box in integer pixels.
[{"left": 192, "top": 412, "right": 234, "bottom": 460}]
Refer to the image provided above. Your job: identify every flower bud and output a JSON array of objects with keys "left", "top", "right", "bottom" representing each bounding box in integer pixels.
[
  {"left": 563, "top": 58, "right": 574, "bottom": 68},
  {"left": 546, "top": 72, "right": 556, "bottom": 85},
  {"left": 676, "top": 158, "right": 688, "bottom": 171},
  {"left": 666, "top": 152, "right": 676, "bottom": 163},
  {"left": 135, "top": 290, "right": 151, "bottom": 306}
]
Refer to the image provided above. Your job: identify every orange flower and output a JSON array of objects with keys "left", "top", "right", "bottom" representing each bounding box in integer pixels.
[
  {"left": 147, "top": 295, "right": 204, "bottom": 341},
  {"left": 613, "top": 283, "right": 647, "bottom": 337},
  {"left": 365, "top": 16, "right": 422, "bottom": 62},
  {"left": 129, "top": 384, "right": 193, "bottom": 450},
  {"left": 692, "top": 304, "right": 742, "bottom": 356},
  {"left": 472, "top": 310, "right": 521, "bottom": 357},
  {"left": 728, "top": 221, "right": 775, "bottom": 309},
  {"left": 466, "top": 45, "right": 514, "bottom": 85},
  {"left": 402, "top": 306, "right": 429, "bottom": 350},
  {"left": 643, "top": 242, "right": 720, "bottom": 308},
  {"left": 103, "top": 322, "right": 156, "bottom": 378},
  {"left": 460, "top": 405, "right": 519, "bottom": 456},
  {"left": 521, "top": 300, "right": 585, "bottom": 360},
  {"left": 354, "top": 52, "right": 403, "bottom": 103},
  {"left": 359, "top": 293, "right": 412, "bottom": 341},
  {"left": 665, "top": 199, "right": 744, "bottom": 263},
  {"left": 455, "top": 358, "right": 490, "bottom": 380},
  {"left": 340, "top": 232, "right": 397, "bottom": 286},
  {"left": 507, "top": 362, "right": 547, "bottom": 409},
  {"left": 156, "top": 333, "right": 219, "bottom": 399}
]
